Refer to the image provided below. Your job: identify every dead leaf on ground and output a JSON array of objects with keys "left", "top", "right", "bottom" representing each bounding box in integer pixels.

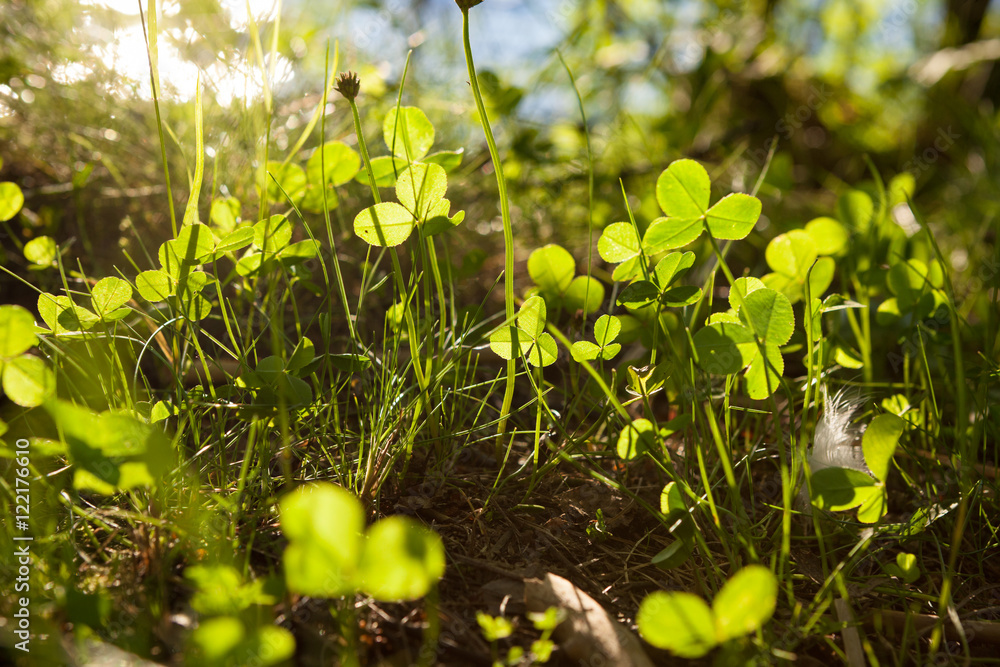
[{"left": 524, "top": 572, "right": 654, "bottom": 667}]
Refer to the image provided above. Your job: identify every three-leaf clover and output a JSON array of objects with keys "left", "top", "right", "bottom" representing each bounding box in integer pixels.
[
  {"left": 489, "top": 296, "right": 558, "bottom": 367},
  {"left": 761, "top": 229, "right": 836, "bottom": 304},
  {"left": 571, "top": 314, "right": 622, "bottom": 362},
  {"left": 643, "top": 159, "right": 762, "bottom": 254},
  {"left": 353, "top": 163, "right": 465, "bottom": 247},
  {"left": 616, "top": 250, "right": 701, "bottom": 310},
  {"left": 597, "top": 160, "right": 761, "bottom": 283},
  {"left": 692, "top": 279, "right": 794, "bottom": 399}
]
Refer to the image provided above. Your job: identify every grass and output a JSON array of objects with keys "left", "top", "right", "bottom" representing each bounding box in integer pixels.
[{"left": 0, "top": 2, "right": 999, "bottom": 666}]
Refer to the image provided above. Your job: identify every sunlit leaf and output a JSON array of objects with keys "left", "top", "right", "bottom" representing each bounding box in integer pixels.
[
  {"left": 862, "top": 413, "right": 905, "bottom": 482},
  {"left": 656, "top": 159, "right": 710, "bottom": 219},
  {"left": 307, "top": 140, "right": 361, "bottom": 188},
  {"left": 653, "top": 252, "right": 696, "bottom": 288},
  {"left": 353, "top": 202, "right": 414, "bottom": 247},
  {"left": 617, "top": 418, "right": 656, "bottom": 460},
  {"left": 642, "top": 216, "right": 703, "bottom": 253},
  {"left": 766, "top": 230, "right": 817, "bottom": 279},
  {"left": 837, "top": 189, "right": 874, "bottom": 232},
  {"left": 396, "top": 162, "right": 447, "bottom": 220},
  {"left": 0, "top": 182, "right": 25, "bottom": 221},
  {"left": 253, "top": 215, "right": 292, "bottom": 253},
  {"left": 24, "top": 236, "right": 58, "bottom": 266},
  {"left": 805, "top": 216, "right": 849, "bottom": 256},
  {"left": 279, "top": 483, "right": 364, "bottom": 597},
  {"left": 728, "top": 276, "right": 766, "bottom": 313},
  {"left": 355, "top": 155, "right": 408, "bottom": 188},
  {"left": 0, "top": 305, "right": 38, "bottom": 358},
  {"left": 693, "top": 321, "right": 756, "bottom": 375},
  {"left": 705, "top": 193, "right": 761, "bottom": 240},
  {"left": 637, "top": 591, "right": 716, "bottom": 658},
  {"left": 594, "top": 315, "right": 621, "bottom": 347},
  {"left": 91, "top": 277, "right": 132, "bottom": 317},
  {"left": 563, "top": 276, "right": 604, "bottom": 315},
  {"left": 810, "top": 467, "right": 880, "bottom": 512},
  {"left": 527, "top": 244, "right": 575, "bottom": 296},
  {"left": 2, "top": 355, "right": 55, "bottom": 407},
  {"left": 598, "top": 222, "right": 641, "bottom": 264},
  {"left": 216, "top": 226, "right": 255, "bottom": 254},
  {"left": 741, "top": 288, "right": 794, "bottom": 345},
  {"left": 516, "top": 295, "right": 547, "bottom": 338},
  {"left": 745, "top": 342, "right": 784, "bottom": 400},
  {"left": 383, "top": 106, "right": 435, "bottom": 160},
  {"left": 423, "top": 148, "right": 464, "bottom": 172},
  {"left": 136, "top": 270, "right": 172, "bottom": 302},
  {"left": 209, "top": 196, "right": 241, "bottom": 234},
  {"left": 526, "top": 332, "right": 558, "bottom": 367},
  {"left": 263, "top": 160, "right": 307, "bottom": 206},
  {"left": 45, "top": 400, "right": 174, "bottom": 494},
  {"left": 712, "top": 565, "right": 777, "bottom": 641}
]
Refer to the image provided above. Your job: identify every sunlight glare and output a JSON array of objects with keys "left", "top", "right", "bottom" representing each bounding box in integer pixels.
[{"left": 59, "top": 0, "right": 292, "bottom": 105}]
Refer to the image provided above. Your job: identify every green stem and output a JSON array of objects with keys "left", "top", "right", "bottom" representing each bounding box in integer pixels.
[
  {"left": 461, "top": 7, "right": 517, "bottom": 453},
  {"left": 348, "top": 97, "right": 428, "bottom": 392}
]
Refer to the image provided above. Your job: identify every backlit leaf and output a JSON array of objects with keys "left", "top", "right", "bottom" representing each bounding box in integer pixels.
[
  {"left": 745, "top": 343, "right": 784, "bottom": 400},
  {"left": 637, "top": 591, "right": 716, "bottom": 658},
  {"left": 693, "top": 321, "right": 756, "bottom": 375},
  {"left": 705, "top": 193, "right": 761, "bottom": 240},
  {"left": 3, "top": 355, "right": 55, "bottom": 407},
  {"left": 527, "top": 244, "right": 575, "bottom": 296},
  {"left": 24, "top": 236, "right": 57, "bottom": 266},
  {"left": 253, "top": 215, "right": 292, "bottom": 253},
  {"left": 742, "top": 289, "right": 794, "bottom": 345},
  {"left": 656, "top": 159, "right": 710, "bottom": 219},
  {"left": 712, "top": 566, "right": 778, "bottom": 642},
  {"left": 0, "top": 305, "right": 38, "bottom": 358},
  {"left": 805, "top": 216, "right": 849, "bottom": 255},
  {"left": 307, "top": 140, "right": 361, "bottom": 187},
  {"left": 353, "top": 202, "right": 414, "bottom": 247},
  {"left": 359, "top": 516, "right": 446, "bottom": 602},
  {"left": 642, "top": 216, "right": 703, "bottom": 254},
  {"left": 279, "top": 483, "right": 364, "bottom": 597},
  {"left": 862, "top": 413, "right": 905, "bottom": 482},
  {"left": 0, "top": 182, "right": 24, "bottom": 221},
  {"left": 617, "top": 418, "right": 656, "bottom": 460},
  {"left": 91, "top": 277, "right": 132, "bottom": 316},
  {"left": 396, "top": 163, "right": 447, "bottom": 220},
  {"left": 598, "top": 222, "right": 640, "bottom": 263},
  {"left": 136, "top": 270, "right": 173, "bottom": 302},
  {"left": 563, "top": 276, "right": 604, "bottom": 315},
  {"left": 810, "top": 466, "right": 880, "bottom": 512},
  {"left": 383, "top": 106, "right": 435, "bottom": 161}
]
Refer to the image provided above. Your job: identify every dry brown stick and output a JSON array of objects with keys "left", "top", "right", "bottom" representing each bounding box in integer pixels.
[{"left": 868, "top": 609, "right": 1000, "bottom": 644}]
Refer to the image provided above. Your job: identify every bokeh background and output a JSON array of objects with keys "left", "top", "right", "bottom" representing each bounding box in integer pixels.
[{"left": 1, "top": 0, "right": 998, "bottom": 305}]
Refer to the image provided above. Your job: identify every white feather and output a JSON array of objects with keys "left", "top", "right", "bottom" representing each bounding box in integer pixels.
[{"left": 810, "top": 387, "right": 868, "bottom": 474}]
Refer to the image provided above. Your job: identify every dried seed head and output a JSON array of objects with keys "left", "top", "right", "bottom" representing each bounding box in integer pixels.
[
  {"left": 456, "top": 0, "right": 484, "bottom": 10},
  {"left": 335, "top": 71, "right": 360, "bottom": 100}
]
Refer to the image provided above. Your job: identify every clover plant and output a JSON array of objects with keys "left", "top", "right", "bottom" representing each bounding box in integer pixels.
[
  {"left": 278, "top": 482, "right": 445, "bottom": 602},
  {"left": 637, "top": 565, "right": 778, "bottom": 658},
  {"left": 810, "top": 412, "right": 906, "bottom": 523}
]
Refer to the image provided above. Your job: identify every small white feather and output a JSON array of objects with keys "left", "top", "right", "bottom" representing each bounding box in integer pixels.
[{"left": 810, "top": 387, "right": 868, "bottom": 474}]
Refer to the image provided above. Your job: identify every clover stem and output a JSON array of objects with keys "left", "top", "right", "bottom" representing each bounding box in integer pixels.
[
  {"left": 461, "top": 7, "right": 517, "bottom": 454},
  {"left": 348, "top": 96, "right": 429, "bottom": 396}
]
